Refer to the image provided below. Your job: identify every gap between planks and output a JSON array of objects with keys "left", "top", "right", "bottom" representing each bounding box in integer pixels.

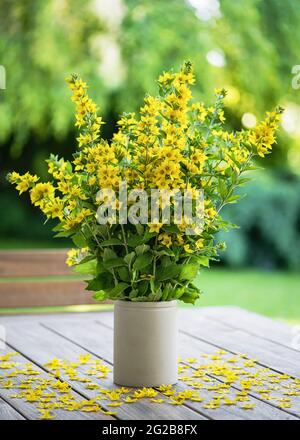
[
  {"left": 0, "top": 394, "right": 25, "bottom": 420},
  {"left": 40, "top": 318, "right": 298, "bottom": 420},
  {"left": 93, "top": 316, "right": 300, "bottom": 419},
  {"left": 1, "top": 310, "right": 299, "bottom": 420},
  {"left": 0, "top": 323, "right": 205, "bottom": 421},
  {"left": 199, "top": 306, "right": 300, "bottom": 354},
  {"left": 0, "top": 341, "right": 113, "bottom": 421}
]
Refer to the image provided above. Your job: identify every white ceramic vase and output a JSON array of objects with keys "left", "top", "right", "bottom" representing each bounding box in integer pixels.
[{"left": 113, "top": 300, "right": 178, "bottom": 387}]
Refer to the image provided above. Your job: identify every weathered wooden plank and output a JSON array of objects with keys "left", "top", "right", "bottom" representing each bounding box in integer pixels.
[
  {"left": 11, "top": 308, "right": 299, "bottom": 377},
  {"left": 0, "top": 280, "right": 96, "bottom": 308},
  {"left": 178, "top": 331, "right": 300, "bottom": 417},
  {"left": 200, "top": 306, "right": 299, "bottom": 352},
  {"left": 42, "top": 315, "right": 297, "bottom": 420},
  {"left": 0, "top": 346, "right": 112, "bottom": 420},
  {"left": 1, "top": 319, "right": 205, "bottom": 420},
  {"left": 178, "top": 311, "right": 300, "bottom": 380},
  {"left": 0, "top": 396, "right": 25, "bottom": 420},
  {"left": 85, "top": 312, "right": 300, "bottom": 418},
  {"left": 0, "top": 250, "right": 72, "bottom": 278}
]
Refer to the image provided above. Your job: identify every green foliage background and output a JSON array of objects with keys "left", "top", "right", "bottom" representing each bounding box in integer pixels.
[{"left": 1, "top": 0, "right": 300, "bottom": 269}]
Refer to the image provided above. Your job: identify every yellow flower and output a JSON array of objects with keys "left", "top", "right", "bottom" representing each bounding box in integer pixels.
[
  {"left": 218, "top": 110, "right": 226, "bottom": 123},
  {"left": 184, "top": 244, "right": 193, "bottom": 254},
  {"left": 107, "top": 402, "right": 123, "bottom": 407},
  {"left": 106, "top": 390, "right": 121, "bottom": 401},
  {"left": 191, "top": 102, "right": 208, "bottom": 122},
  {"left": 241, "top": 404, "right": 255, "bottom": 410},
  {"left": 38, "top": 410, "right": 54, "bottom": 420},
  {"left": 8, "top": 172, "right": 39, "bottom": 194},
  {"left": 133, "top": 388, "right": 158, "bottom": 399},
  {"left": 30, "top": 183, "right": 55, "bottom": 206},
  {"left": 43, "top": 197, "right": 64, "bottom": 220},
  {"left": 124, "top": 397, "right": 138, "bottom": 404},
  {"left": 176, "top": 234, "right": 184, "bottom": 246},
  {"left": 195, "top": 239, "right": 204, "bottom": 249},
  {"left": 158, "top": 71, "right": 175, "bottom": 84},
  {"left": 249, "top": 109, "right": 282, "bottom": 157},
  {"left": 78, "top": 354, "right": 92, "bottom": 364},
  {"left": 7, "top": 171, "right": 21, "bottom": 184},
  {"left": 158, "top": 233, "right": 172, "bottom": 248},
  {"left": 148, "top": 222, "right": 163, "bottom": 233},
  {"left": 205, "top": 207, "right": 217, "bottom": 218}
]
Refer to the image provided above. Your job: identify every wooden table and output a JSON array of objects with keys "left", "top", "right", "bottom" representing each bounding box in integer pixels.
[{"left": 0, "top": 307, "right": 299, "bottom": 420}]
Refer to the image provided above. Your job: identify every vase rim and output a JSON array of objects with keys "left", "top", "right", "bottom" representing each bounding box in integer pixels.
[{"left": 114, "top": 300, "right": 177, "bottom": 309}]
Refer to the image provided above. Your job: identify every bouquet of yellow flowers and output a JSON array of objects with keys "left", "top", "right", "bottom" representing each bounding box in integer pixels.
[{"left": 8, "top": 62, "right": 282, "bottom": 304}]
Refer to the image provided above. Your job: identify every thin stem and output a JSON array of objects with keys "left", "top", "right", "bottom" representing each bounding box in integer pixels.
[
  {"left": 85, "top": 220, "right": 102, "bottom": 249},
  {"left": 106, "top": 225, "right": 118, "bottom": 286},
  {"left": 120, "top": 224, "right": 128, "bottom": 254}
]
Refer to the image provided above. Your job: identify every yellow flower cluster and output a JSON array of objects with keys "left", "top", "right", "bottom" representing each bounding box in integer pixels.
[
  {"left": 8, "top": 63, "right": 281, "bottom": 242},
  {"left": 1, "top": 350, "right": 299, "bottom": 420},
  {"left": 7, "top": 63, "right": 282, "bottom": 303},
  {"left": 66, "top": 76, "right": 103, "bottom": 142},
  {"left": 249, "top": 110, "right": 281, "bottom": 157},
  {"left": 8, "top": 172, "right": 39, "bottom": 194}
]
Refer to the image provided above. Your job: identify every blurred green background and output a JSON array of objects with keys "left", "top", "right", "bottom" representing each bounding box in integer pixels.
[{"left": 1, "top": 0, "right": 299, "bottom": 320}]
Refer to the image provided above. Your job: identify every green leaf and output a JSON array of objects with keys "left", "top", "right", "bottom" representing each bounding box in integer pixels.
[
  {"left": 72, "top": 232, "right": 87, "bottom": 247},
  {"left": 144, "top": 231, "right": 156, "bottom": 241},
  {"left": 103, "top": 258, "right": 126, "bottom": 269},
  {"left": 195, "top": 256, "right": 210, "bottom": 267},
  {"left": 153, "top": 249, "right": 174, "bottom": 257},
  {"left": 130, "top": 296, "right": 149, "bottom": 302},
  {"left": 117, "top": 267, "right": 131, "bottom": 282},
  {"left": 85, "top": 272, "right": 114, "bottom": 291},
  {"left": 135, "top": 244, "right": 150, "bottom": 255},
  {"left": 156, "top": 264, "right": 181, "bottom": 281},
  {"left": 103, "top": 248, "right": 117, "bottom": 261},
  {"left": 92, "top": 291, "right": 108, "bottom": 301},
  {"left": 95, "top": 225, "right": 109, "bottom": 237},
  {"left": 129, "top": 289, "right": 139, "bottom": 299},
  {"left": 124, "top": 251, "right": 135, "bottom": 266},
  {"left": 150, "top": 279, "right": 161, "bottom": 294},
  {"left": 133, "top": 253, "right": 153, "bottom": 270},
  {"left": 73, "top": 259, "right": 97, "bottom": 276},
  {"left": 147, "top": 291, "right": 163, "bottom": 301},
  {"left": 65, "top": 161, "right": 73, "bottom": 173},
  {"left": 180, "top": 291, "right": 200, "bottom": 305},
  {"left": 100, "top": 238, "right": 123, "bottom": 246},
  {"left": 218, "top": 179, "right": 227, "bottom": 198},
  {"left": 52, "top": 223, "right": 63, "bottom": 232},
  {"left": 226, "top": 195, "right": 241, "bottom": 204},
  {"left": 180, "top": 263, "right": 199, "bottom": 281},
  {"left": 161, "top": 256, "right": 172, "bottom": 267},
  {"left": 174, "top": 287, "right": 186, "bottom": 299},
  {"left": 162, "top": 224, "right": 179, "bottom": 233},
  {"left": 237, "top": 177, "right": 251, "bottom": 186},
  {"left": 135, "top": 224, "right": 144, "bottom": 235},
  {"left": 161, "top": 283, "right": 173, "bottom": 301},
  {"left": 138, "top": 280, "right": 149, "bottom": 296},
  {"left": 127, "top": 235, "right": 145, "bottom": 247},
  {"left": 108, "top": 283, "right": 129, "bottom": 298},
  {"left": 54, "top": 230, "right": 73, "bottom": 238}
]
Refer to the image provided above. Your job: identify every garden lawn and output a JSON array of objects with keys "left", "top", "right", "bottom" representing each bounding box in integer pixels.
[{"left": 191, "top": 268, "right": 300, "bottom": 323}]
